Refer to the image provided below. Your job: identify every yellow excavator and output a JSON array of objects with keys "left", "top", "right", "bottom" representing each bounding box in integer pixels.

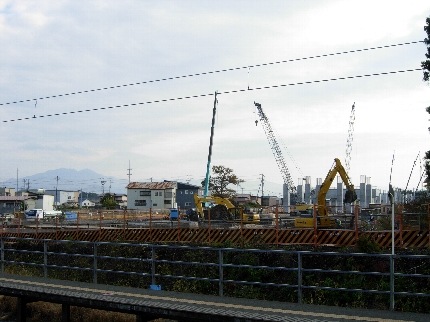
[
  {"left": 191, "top": 194, "right": 260, "bottom": 222},
  {"left": 294, "top": 158, "right": 357, "bottom": 228}
]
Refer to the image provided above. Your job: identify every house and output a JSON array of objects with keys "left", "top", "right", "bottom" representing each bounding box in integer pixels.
[
  {"left": 261, "top": 196, "right": 280, "bottom": 207},
  {"left": 0, "top": 187, "right": 15, "bottom": 196},
  {"left": 113, "top": 194, "right": 127, "bottom": 209},
  {"left": 234, "top": 194, "right": 252, "bottom": 205},
  {"left": 126, "top": 182, "right": 177, "bottom": 210},
  {"left": 175, "top": 182, "right": 204, "bottom": 209},
  {"left": 0, "top": 195, "right": 28, "bottom": 214},
  {"left": 81, "top": 199, "right": 95, "bottom": 208}
]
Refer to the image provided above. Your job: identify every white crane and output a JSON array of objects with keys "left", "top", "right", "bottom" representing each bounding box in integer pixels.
[{"left": 345, "top": 103, "right": 356, "bottom": 173}]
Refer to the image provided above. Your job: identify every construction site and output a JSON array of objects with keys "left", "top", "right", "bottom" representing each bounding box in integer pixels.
[{"left": 1, "top": 96, "right": 428, "bottom": 250}]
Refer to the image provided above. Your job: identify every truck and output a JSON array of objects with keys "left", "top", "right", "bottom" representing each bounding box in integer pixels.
[
  {"left": 294, "top": 158, "right": 357, "bottom": 228},
  {"left": 25, "top": 209, "right": 62, "bottom": 220}
]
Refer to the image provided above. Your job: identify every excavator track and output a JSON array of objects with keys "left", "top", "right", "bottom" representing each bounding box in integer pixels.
[{"left": 205, "top": 204, "right": 230, "bottom": 221}]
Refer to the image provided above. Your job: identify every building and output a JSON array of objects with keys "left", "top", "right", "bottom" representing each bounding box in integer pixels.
[
  {"left": 126, "top": 182, "right": 177, "bottom": 210},
  {"left": 45, "top": 190, "right": 79, "bottom": 207},
  {"left": 0, "top": 195, "right": 28, "bottom": 214},
  {"left": 0, "top": 187, "right": 15, "bottom": 196},
  {"left": 81, "top": 199, "right": 95, "bottom": 208},
  {"left": 113, "top": 194, "right": 127, "bottom": 209},
  {"left": 176, "top": 182, "right": 204, "bottom": 209},
  {"left": 235, "top": 194, "right": 252, "bottom": 205}
]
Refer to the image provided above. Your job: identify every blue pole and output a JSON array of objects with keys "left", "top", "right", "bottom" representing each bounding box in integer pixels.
[{"left": 204, "top": 91, "right": 218, "bottom": 198}]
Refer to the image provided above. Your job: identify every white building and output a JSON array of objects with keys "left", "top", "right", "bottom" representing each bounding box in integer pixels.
[{"left": 126, "top": 182, "right": 177, "bottom": 210}]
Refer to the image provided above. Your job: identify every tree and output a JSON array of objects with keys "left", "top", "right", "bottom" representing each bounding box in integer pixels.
[
  {"left": 201, "top": 165, "right": 244, "bottom": 199},
  {"left": 100, "top": 193, "right": 118, "bottom": 209},
  {"left": 422, "top": 17, "right": 430, "bottom": 188}
]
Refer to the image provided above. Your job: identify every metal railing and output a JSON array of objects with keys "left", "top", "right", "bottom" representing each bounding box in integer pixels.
[{"left": 1, "top": 237, "right": 430, "bottom": 312}]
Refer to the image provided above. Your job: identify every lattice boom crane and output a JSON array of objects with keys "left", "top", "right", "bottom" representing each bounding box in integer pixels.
[
  {"left": 254, "top": 102, "right": 297, "bottom": 195},
  {"left": 345, "top": 102, "right": 355, "bottom": 173}
]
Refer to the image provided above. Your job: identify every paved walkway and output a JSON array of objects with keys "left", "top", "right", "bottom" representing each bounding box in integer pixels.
[{"left": 0, "top": 273, "right": 428, "bottom": 322}]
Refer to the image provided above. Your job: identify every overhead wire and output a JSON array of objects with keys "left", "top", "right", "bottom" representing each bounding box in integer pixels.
[
  {"left": 1, "top": 68, "right": 421, "bottom": 123},
  {"left": 0, "top": 41, "right": 422, "bottom": 107}
]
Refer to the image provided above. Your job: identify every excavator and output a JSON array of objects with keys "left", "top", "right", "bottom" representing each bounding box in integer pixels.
[
  {"left": 191, "top": 194, "right": 260, "bottom": 222},
  {"left": 294, "top": 158, "right": 357, "bottom": 228}
]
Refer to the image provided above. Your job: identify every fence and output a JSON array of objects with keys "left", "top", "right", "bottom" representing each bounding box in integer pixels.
[{"left": 1, "top": 237, "right": 430, "bottom": 313}]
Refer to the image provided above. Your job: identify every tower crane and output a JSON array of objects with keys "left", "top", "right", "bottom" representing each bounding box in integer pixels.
[
  {"left": 345, "top": 102, "right": 355, "bottom": 173},
  {"left": 254, "top": 102, "right": 297, "bottom": 202}
]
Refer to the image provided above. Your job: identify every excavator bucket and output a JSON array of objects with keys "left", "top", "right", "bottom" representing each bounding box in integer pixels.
[{"left": 344, "top": 189, "right": 357, "bottom": 204}]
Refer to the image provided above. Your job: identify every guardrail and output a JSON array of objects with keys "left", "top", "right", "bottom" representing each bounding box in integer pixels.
[{"left": 1, "top": 237, "right": 430, "bottom": 312}]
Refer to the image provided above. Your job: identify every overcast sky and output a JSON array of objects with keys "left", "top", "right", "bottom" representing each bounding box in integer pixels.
[{"left": 1, "top": 1, "right": 430, "bottom": 196}]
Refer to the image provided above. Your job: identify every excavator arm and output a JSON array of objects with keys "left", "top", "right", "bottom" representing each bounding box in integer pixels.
[{"left": 317, "top": 158, "right": 357, "bottom": 217}]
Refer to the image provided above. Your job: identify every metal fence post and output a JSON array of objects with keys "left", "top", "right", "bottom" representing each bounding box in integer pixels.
[
  {"left": 43, "top": 240, "right": 47, "bottom": 278},
  {"left": 297, "top": 252, "right": 302, "bottom": 304},
  {"left": 1, "top": 238, "right": 4, "bottom": 273},
  {"left": 151, "top": 245, "right": 156, "bottom": 286},
  {"left": 390, "top": 255, "right": 394, "bottom": 311},
  {"left": 219, "top": 249, "right": 223, "bottom": 297},
  {"left": 93, "top": 242, "right": 98, "bottom": 284}
]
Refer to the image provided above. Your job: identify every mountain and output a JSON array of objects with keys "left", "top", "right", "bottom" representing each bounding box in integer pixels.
[{"left": 1, "top": 168, "right": 128, "bottom": 194}]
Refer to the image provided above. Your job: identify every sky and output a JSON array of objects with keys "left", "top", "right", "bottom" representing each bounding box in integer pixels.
[{"left": 1, "top": 1, "right": 430, "bottom": 196}]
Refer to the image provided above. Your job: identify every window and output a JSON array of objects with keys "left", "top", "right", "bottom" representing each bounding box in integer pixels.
[
  {"left": 185, "top": 190, "right": 188, "bottom": 194},
  {"left": 185, "top": 202, "right": 191, "bottom": 206},
  {"left": 140, "top": 190, "right": 151, "bottom": 196},
  {"left": 154, "top": 191, "right": 163, "bottom": 196},
  {"left": 165, "top": 192, "right": 172, "bottom": 198},
  {"left": 153, "top": 203, "right": 157, "bottom": 207},
  {"left": 135, "top": 200, "right": 147, "bottom": 206},
  {"left": 164, "top": 200, "right": 171, "bottom": 205}
]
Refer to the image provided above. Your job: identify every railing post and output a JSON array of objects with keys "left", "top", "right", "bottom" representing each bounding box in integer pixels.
[
  {"left": 219, "top": 249, "right": 223, "bottom": 297},
  {"left": 390, "top": 254, "right": 395, "bottom": 311},
  {"left": 297, "top": 252, "right": 302, "bottom": 304},
  {"left": 93, "top": 242, "right": 98, "bottom": 284},
  {"left": 151, "top": 245, "right": 156, "bottom": 286},
  {"left": 275, "top": 206, "right": 279, "bottom": 246},
  {"left": 149, "top": 208, "right": 153, "bottom": 242},
  {"left": 208, "top": 208, "right": 211, "bottom": 244},
  {"left": 43, "top": 240, "right": 47, "bottom": 278},
  {"left": 1, "top": 237, "right": 4, "bottom": 273}
]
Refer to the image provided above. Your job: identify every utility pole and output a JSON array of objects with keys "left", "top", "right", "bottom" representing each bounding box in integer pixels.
[
  {"left": 101, "top": 179, "right": 106, "bottom": 195},
  {"left": 55, "top": 176, "right": 59, "bottom": 207},
  {"left": 127, "top": 160, "right": 132, "bottom": 183}
]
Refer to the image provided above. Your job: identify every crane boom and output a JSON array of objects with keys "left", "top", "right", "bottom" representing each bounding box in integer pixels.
[
  {"left": 345, "top": 102, "right": 355, "bottom": 173},
  {"left": 254, "top": 102, "right": 297, "bottom": 195},
  {"left": 203, "top": 91, "right": 218, "bottom": 198}
]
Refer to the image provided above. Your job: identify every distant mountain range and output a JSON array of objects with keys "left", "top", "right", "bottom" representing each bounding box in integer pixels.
[
  {"left": 1, "top": 168, "right": 129, "bottom": 194},
  {"left": 1, "top": 168, "right": 283, "bottom": 197}
]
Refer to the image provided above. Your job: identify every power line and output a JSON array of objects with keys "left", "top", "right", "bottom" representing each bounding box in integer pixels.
[
  {"left": 0, "top": 41, "right": 421, "bottom": 107},
  {"left": 1, "top": 68, "right": 421, "bottom": 123}
]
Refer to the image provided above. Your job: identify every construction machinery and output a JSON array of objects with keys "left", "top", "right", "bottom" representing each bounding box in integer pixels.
[
  {"left": 191, "top": 92, "right": 259, "bottom": 223},
  {"left": 254, "top": 102, "right": 303, "bottom": 208},
  {"left": 192, "top": 194, "right": 259, "bottom": 222},
  {"left": 294, "top": 158, "right": 357, "bottom": 228}
]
